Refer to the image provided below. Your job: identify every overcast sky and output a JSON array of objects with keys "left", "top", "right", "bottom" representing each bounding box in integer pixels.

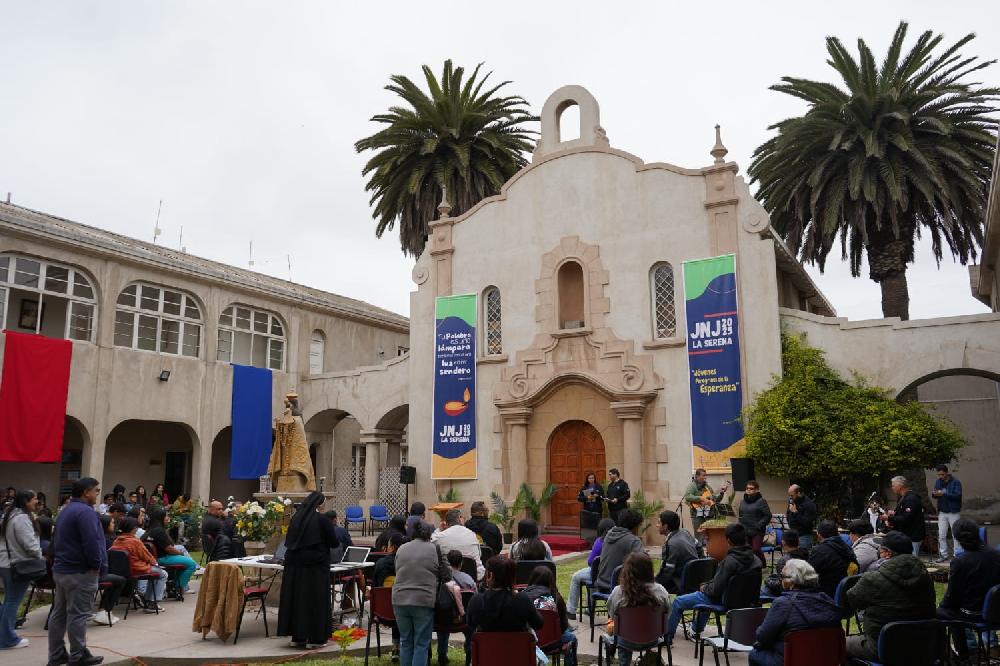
[{"left": 2, "top": 1, "right": 998, "bottom": 320}]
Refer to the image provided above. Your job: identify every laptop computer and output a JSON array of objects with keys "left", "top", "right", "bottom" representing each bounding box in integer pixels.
[
  {"left": 258, "top": 540, "right": 287, "bottom": 565},
  {"left": 339, "top": 546, "right": 370, "bottom": 564}
]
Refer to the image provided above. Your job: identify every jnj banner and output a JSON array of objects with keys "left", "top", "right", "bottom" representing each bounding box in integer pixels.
[
  {"left": 683, "top": 254, "right": 745, "bottom": 472},
  {"left": 432, "top": 294, "right": 478, "bottom": 479}
]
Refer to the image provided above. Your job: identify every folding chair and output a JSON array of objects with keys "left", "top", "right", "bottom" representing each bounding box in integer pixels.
[
  {"left": 698, "top": 607, "right": 767, "bottom": 666},
  {"left": 853, "top": 619, "right": 943, "bottom": 666},
  {"left": 233, "top": 562, "right": 268, "bottom": 645},
  {"left": 460, "top": 556, "right": 478, "bottom": 582},
  {"left": 431, "top": 590, "right": 474, "bottom": 664},
  {"left": 783, "top": 626, "right": 846, "bottom": 666},
  {"left": 364, "top": 587, "right": 397, "bottom": 666},
  {"left": 832, "top": 574, "right": 863, "bottom": 636},
  {"left": 537, "top": 608, "right": 569, "bottom": 666},
  {"left": 20, "top": 561, "right": 55, "bottom": 629},
  {"left": 515, "top": 559, "right": 557, "bottom": 588},
  {"left": 471, "top": 631, "right": 536, "bottom": 666},
  {"left": 760, "top": 527, "right": 783, "bottom": 573},
  {"left": 939, "top": 583, "right": 1000, "bottom": 666},
  {"left": 590, "top": 563, "right": 623, "bottom": 641},
  {"left": 145, "top": 541, "right": 186, "bottom": 601},
  {"left": 598, "top": 605, "right": 671, "bottom": 666},
  {"left": 692, "top": 569, "right": 761, "bottom": 659},
  {"left": 479, "top": 545, "right": 494, "bottom": 569},
  {"left": 677, "top": 557, "right": 718, "bottom": 641}
]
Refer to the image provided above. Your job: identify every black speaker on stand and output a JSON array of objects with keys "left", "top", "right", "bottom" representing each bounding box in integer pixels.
[
  {"left": 730, "top": 458, "right": 755, "bottom": 491},
  {"left": 400, "top": 465, "right": 416, "bottom": 513}
]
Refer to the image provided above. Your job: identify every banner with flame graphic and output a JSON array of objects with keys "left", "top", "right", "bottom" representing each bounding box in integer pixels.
[{"left": 432, "top": 294, "right": 478, "bottom": 479}]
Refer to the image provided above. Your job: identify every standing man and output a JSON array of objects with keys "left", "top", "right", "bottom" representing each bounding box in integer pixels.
[
  {"left": 605, "top": 468, "right": 630, "bottom": 523},
  {"left": 48, "top": 477, "right": 105, "bottom": 666},
  {"left": 932, "top": 465, "right": 962, "bottom": 562},
  {"left": 786, "top": 485, "right": 818, "bottom": 549},
  {"left": 684, "top": 469, "right": 729, "bottom": 535},
  {"left": 886, "top": 475, "right": 925, "bottom": 557}
]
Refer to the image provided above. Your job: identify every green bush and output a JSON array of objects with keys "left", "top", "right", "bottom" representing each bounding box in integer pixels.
[{"left": 744, "top": 332, "right": 964, "bottom": 513}]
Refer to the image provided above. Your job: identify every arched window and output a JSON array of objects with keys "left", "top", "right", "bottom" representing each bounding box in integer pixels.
[
  {"left": 651, "top": 262, "right": 676, "bottom": 338},
  {"left": 0, "top": 254, "right": 97, "bottom": 342},
  {"left": 557, "top": 260, "right": 586, "bottom": 329},
  {"left": 217, "top": 304, "right": 285, "bottom": 370},
  {"left": 114, "top": 282, "right": 201, "bottom": 356},
  {"left": 483, "top": 286, "right": 502, "bottom": 355},
  {"left": 309, "top": 330, "right": 325, "bottom": 374}
]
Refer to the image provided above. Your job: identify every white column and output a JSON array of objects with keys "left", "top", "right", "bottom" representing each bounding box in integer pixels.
[{"left": 499, "top": 407, "right": 533, "bottom": 499}]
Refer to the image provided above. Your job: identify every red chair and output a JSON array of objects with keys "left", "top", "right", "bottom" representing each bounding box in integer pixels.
[
  {"left": 364, "top": 586, "right": 397, "bottom": 666},
  {"left": 598, "top": 605, "right": 671, "bottom": 666},
  {"left": 783, "top": 627, "right": 846, "bottom": 665},
  {"left": 536, "top": 608, "right": 567, "bottom": 665},
  {"left": 471, "top": 632, "right": 536, "bottom": 666},
  {"left": 233, "top": 585, "right": 269, "bottom": 643}
]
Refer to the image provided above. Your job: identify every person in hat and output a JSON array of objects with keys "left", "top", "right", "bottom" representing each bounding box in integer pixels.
[{"left": 845, "top": 530, "right": 935, "bottom": 661}]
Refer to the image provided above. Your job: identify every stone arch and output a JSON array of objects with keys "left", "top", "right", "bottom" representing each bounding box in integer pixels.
[
  {"left": 375, "top": 404, "right": 409, "bottom": 432},
  {"left": 534, "top": 85, "right": 609, "bottom": 160},
  {"left": 536, "top": 236, "right": 611, "bottom": 333},
  {"left": 208, "top": 425, "right": 259, "bottom": 502},
  {"left": 548, "top": 419, "right": 606, "bottom": 527},
  {"left": 104, "top": 419, "right": 201, "bottom": 501},
  {"left": 304, "top": 407, "right": 361, "bottom": 494}
]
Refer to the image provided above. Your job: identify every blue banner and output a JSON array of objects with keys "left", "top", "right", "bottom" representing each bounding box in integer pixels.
[
  {"left": 432, "top": 294, "right": 478, "bottom": 479},
  {"left": 683, "top": 255, "right": 745, "bottom": 472},
  {"left": 230, "top": 364, "right": 273, "bottom": 480}
]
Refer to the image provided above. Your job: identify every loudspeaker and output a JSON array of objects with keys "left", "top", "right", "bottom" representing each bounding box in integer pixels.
[
  {"left": 730, "top": 458, "right": 755, "bottom": 491},
  {"left": 399, "top": 466, "right": 416, "bottom": 485}
]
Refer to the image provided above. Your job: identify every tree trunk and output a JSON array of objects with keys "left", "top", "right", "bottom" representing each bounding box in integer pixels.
[{"left": 879, "top": 270, "right": 910, "bottom": 320}]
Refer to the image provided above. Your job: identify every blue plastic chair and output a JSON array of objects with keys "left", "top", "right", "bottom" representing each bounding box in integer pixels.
[
  {"left": 839, "top": 533, "right": 852, "bottom": 546},
  {"left": 833, "top": 574, "right": 863, "bottom": 635},
  {"left": 589, "top": 562, "right": 623, "bottom": 641},
  {"left": 691, "top": 569, "right": 761, "bottom": 659},
  {"left": 344, "top": 505, "right": 366, "bottom": 535},
  {"left": 760, "top": 527, "right": 782, "bottom": 572},
  {"left": 368, "top": 504, "right": 390, "bottom": 536}
]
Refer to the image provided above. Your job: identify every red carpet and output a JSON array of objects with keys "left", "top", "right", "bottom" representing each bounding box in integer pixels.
[{"left": 541, "top": 534, "right": 589, "bottom": 557}]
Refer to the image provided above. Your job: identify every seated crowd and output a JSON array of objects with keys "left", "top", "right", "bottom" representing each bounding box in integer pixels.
[{"left": 6, "top": 478, "right": 1000, "bottom": 666}]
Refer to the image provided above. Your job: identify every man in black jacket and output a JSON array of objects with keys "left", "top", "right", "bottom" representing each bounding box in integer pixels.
[
  {"left": 887, "top": 475, "right": 925, "bottom": 556},
  {"left": 786, "top": 485, "right": 818, "bottom": 549},
  {"left": 605, "top": 468, "right": 630, "bottom": 522},
  {"left": 665, "top": 523, "right": 761, "bottom": 644},
  {"left": 808, "top": 520, "right": 857, "bottom": 597},
  {"left": 656, "top": 510, "right": 704, "bottom": 593},
  {"left": 465, "top": 501, "right": 502, "bottom": 555}
]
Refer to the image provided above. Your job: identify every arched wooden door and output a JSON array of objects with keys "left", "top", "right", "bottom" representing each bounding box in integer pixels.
[{"left": 548, "top": 420, "right": 606, "bottom": 528}]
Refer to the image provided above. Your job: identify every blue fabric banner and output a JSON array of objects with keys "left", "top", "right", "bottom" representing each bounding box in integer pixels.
[
  {"left": 230, "top": 364, "right": 273, "bottom": 480},
  {"left": 432, "top": 294, "right": 478, "bottom": 479}
]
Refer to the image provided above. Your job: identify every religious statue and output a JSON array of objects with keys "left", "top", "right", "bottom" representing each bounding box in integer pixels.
[{"left": 268, "top": 390, "right": 316, "bottom": 493}]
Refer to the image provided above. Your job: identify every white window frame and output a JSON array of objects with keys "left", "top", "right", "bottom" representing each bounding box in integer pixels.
[
  {"left": 113, "top": 282, "right": 202, "bottom": 357},
  {"left": 216, "top": 304, "right": 286, "bottom": 371},
  {"left": 309, "top": 330, "right": 325, "bottom": 374},
  {"left": 351, "top": 444, "right": 366, "bottom": 489},
  {"left": 0, "top": 254, "right": 98, "bottom": 343},
  {"left": 650, "top": 262, "right": 677, "bottom": 339}
]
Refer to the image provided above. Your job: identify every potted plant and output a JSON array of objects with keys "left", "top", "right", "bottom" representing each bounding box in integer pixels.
[
  {"left": 630, "top": 489, "right": 665, "bottom": 541},
  {"left": 489, "top": 491, "right": 518, "bottom": 545},
  {"left": 231, "top": 496, "right": 290, "bottom": 555},
  {"left": 515, "top": 482, "right": 558, "bottom": 524},
  {"left": 698, "top": 486, "right": 737, "bottom": 560}
]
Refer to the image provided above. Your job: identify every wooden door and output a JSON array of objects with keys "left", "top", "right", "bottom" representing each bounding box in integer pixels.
[{"left": 548, "top": 420, "right": 606, "bottom": 528}]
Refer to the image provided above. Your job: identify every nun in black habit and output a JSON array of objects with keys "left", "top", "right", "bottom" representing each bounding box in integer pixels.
[{"left": 277, "top": 491, "right": 340, "bottom": 648}]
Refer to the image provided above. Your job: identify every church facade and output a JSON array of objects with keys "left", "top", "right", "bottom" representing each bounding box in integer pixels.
[{"left": 3, "top": 85, "right": 1000, "bottom": 524}]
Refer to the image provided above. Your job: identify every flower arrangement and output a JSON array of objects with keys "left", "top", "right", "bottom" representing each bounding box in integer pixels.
[
  {"left": 230, "top": 496, "right": 291, "bottom": 543},
  {"left": 331, "top": 626, "right": 367, "bottom": 662}
]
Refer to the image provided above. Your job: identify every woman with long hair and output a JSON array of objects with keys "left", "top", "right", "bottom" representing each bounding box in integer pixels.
[
  {"left": 0, "top": 489, "right": 41, "bottom": 649},
  {"left": 144, "top": 508, "right": 197, "bottom": 600},
  {"left": 567, "top": 517, "right": 616, "bottom": 616},
  {"left": 466, "top": 556, "right": 543, "bottom": 634},
  {"left": 134, "top": 486, "right": 148, "bottom": 509},
  {"left": 510, "top": 519, "right": 553, "bottom": 561},
  {"left": 149, "top": 483, "right": 169, "bottom": 507},
  {"left": 577, "top": 471, "right": 604, "bottom": 516},
  {"left": 606, "top": 552, "right": 671, "bottom": 666},
  {"left": 277, "top": 492, "right": 340, "bottom": 649},
  {"left": 520, "top": 565, "right": 578, "bottom": 666}
]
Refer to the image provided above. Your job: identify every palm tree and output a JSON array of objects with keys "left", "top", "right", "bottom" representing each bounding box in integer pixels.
[
  {"left": 748, "top": 22, "right": 999, "bottom": 320},
  {"left": 355, "top": 60, "right": 537, "bottom": 257}
]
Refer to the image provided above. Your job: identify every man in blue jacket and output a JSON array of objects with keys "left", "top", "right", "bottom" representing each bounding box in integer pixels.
[
  {"left": 48, "top": 477, "right": 106, "bottom": 666},
  {"left": 932, "top": 465, "right": 962, "bottom": 562}
]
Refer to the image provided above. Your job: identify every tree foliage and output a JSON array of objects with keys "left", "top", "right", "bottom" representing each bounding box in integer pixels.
[
  {"left": 355, "top": 60, "right": 537, "bottom": 257},
  {"left": 748, "top": 22, "right": 999, "bottom": 320},
  {"left": 745, "top": 333, "right": 964, "bottom": 482}
]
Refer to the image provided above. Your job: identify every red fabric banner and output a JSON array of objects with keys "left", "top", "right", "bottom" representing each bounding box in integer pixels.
[{"left": 0, "top": 330, "right": 72, "bottom": 462}]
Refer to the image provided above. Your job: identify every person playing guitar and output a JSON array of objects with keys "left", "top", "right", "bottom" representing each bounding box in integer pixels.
[{"left": 683, "top": 468, "right": 731, "bottom": 534}]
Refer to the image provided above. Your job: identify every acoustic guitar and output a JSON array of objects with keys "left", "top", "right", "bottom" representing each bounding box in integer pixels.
[{"left": 688, "top": 481, "right": 731, "bottom": 510}]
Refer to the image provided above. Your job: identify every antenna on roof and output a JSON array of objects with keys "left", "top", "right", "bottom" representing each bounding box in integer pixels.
[
  {"left": 153, "top": 199, "right": 163, "bottom": 244},
  {"left": 287, "top": 254, "right": 292, "bottom": 281},
  {"left": 179, "top": 225, "right": 186, "bottom": 253},
  {"left": 5, "top": 192, "right": 10, "bottom": 204},
  {"left": 248, "top": 241, "right": 255, "bottom": 268}
]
